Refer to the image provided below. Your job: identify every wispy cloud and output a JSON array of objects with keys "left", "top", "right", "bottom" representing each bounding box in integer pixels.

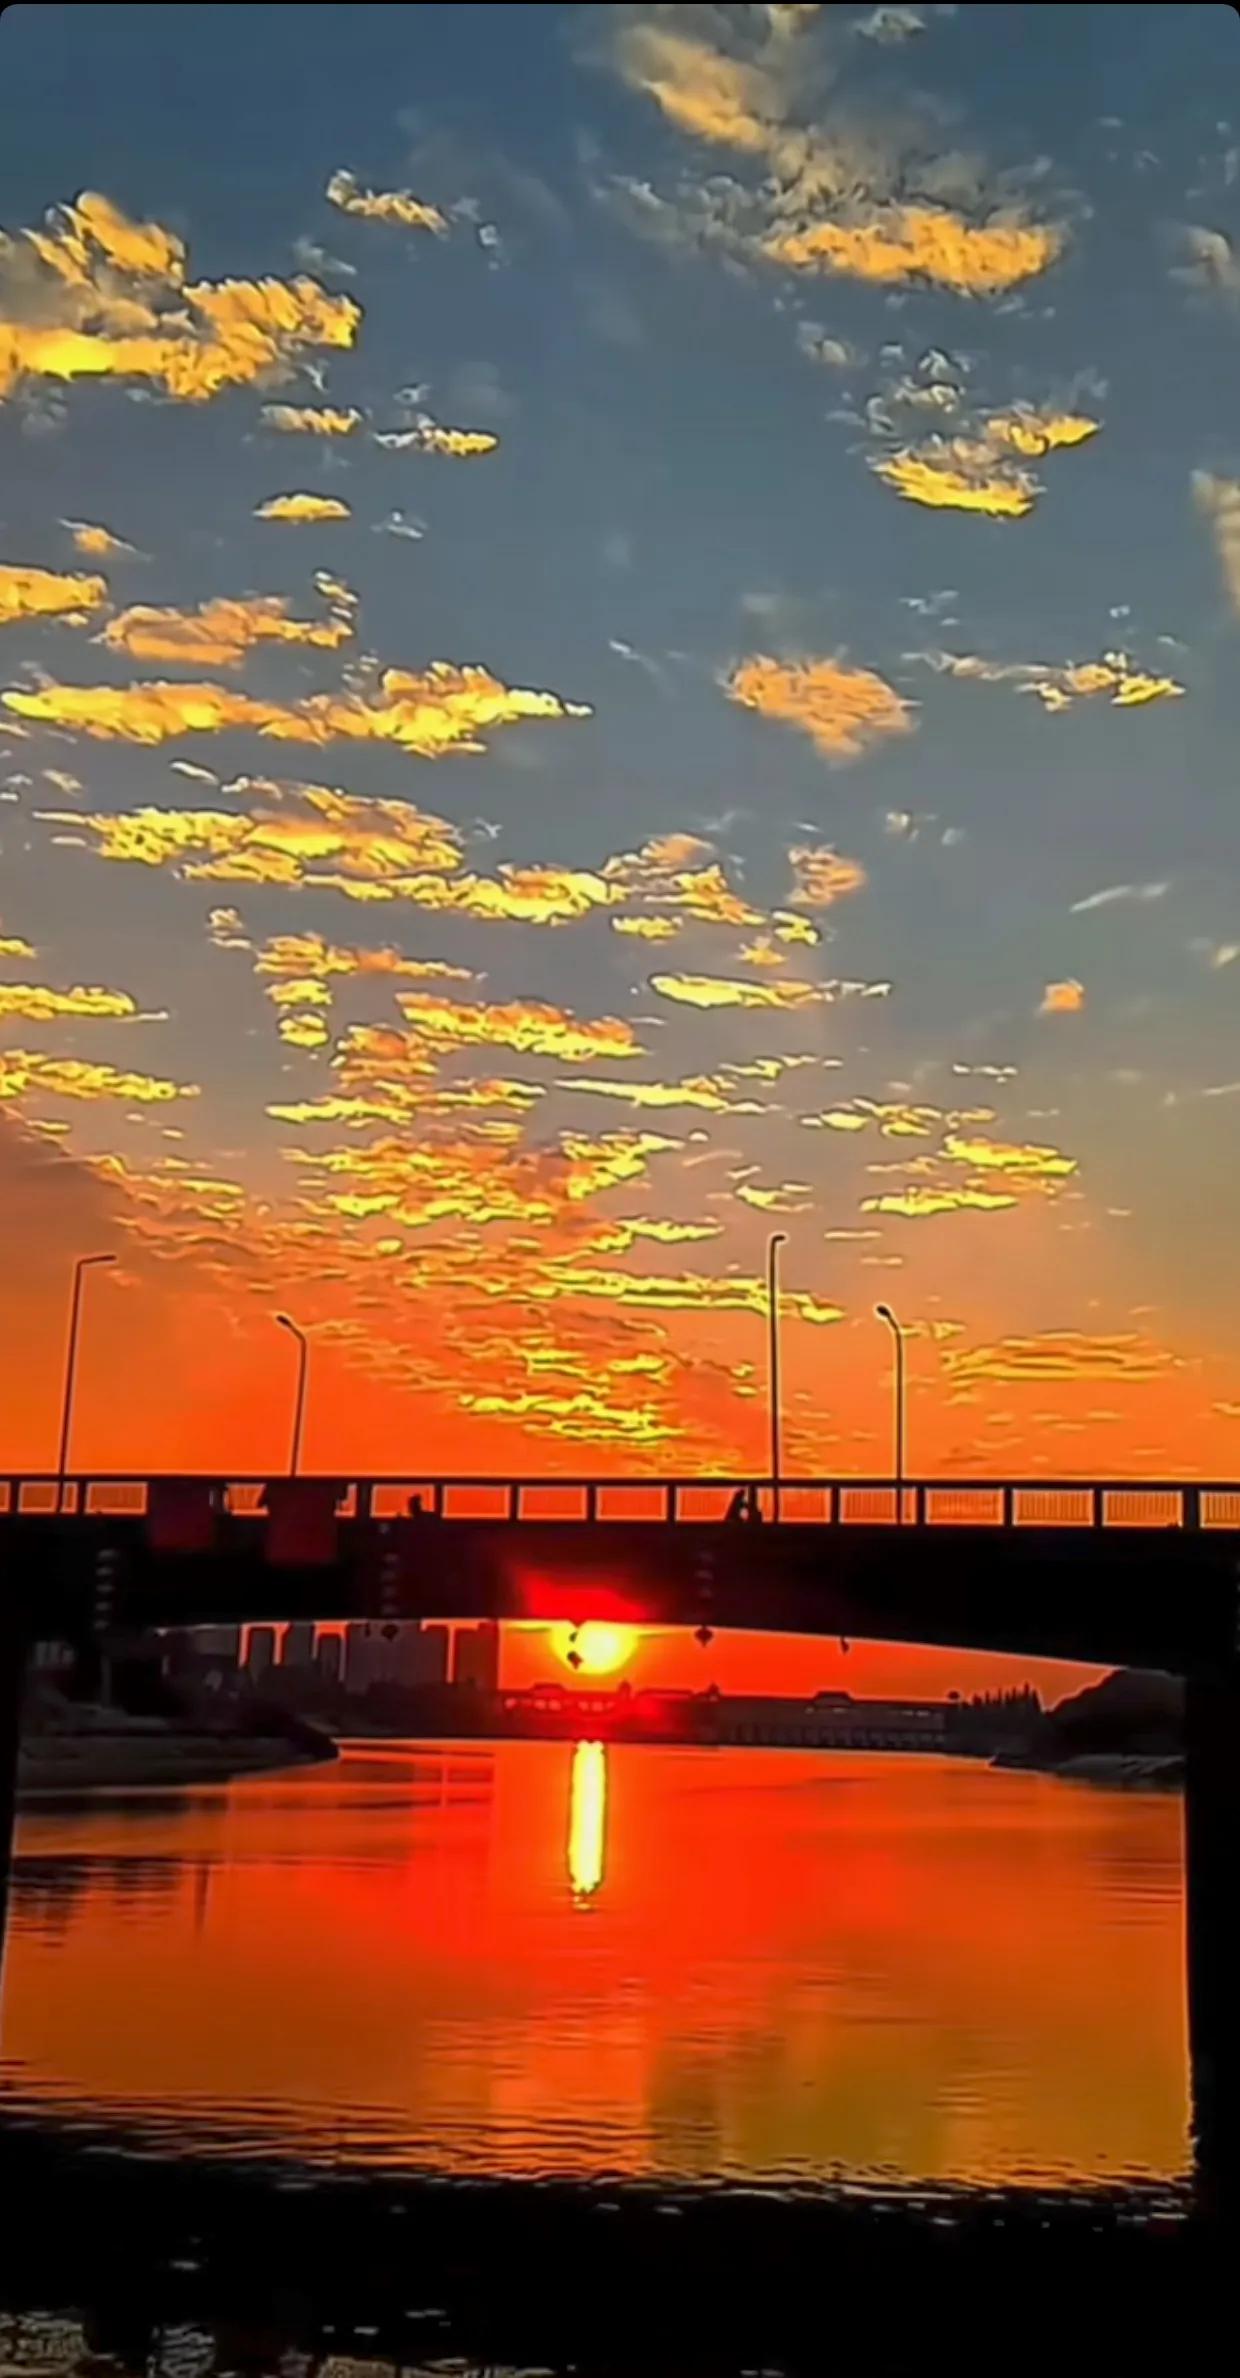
[
  {"left": 1192, "top": 471, "right": 1240, "bottom": 616},
  {"left": 62, "top": 520, "right": 137, "bottom": 558},
  {"left": 945, "top": 1331, "right": 1178, "bottom": 1385},
  {"left": 261, "top": 403, "right": 363, "bottom": 436},
  {"left": 0, "top": 981, "right": 139, "bottom": 1021},
  {"left": 911, "top": 647, "right": 1184, "bottom": 712},
  {"left": 374, "top": 416, "right": 498, "bottom": 457},
  {"left": 99, "top": 589, "right": 354, "bottom": 666},
  {"left": 650, "top": 971, "right": 827, "bottom": 1010},
  {"left": 1069, "top": 881, "right": 1169, "bottom": 913},
  {"left": 326, "top": 169, "right": 447, "bottom": 236},
  {"left": 0, "top": 1051, "right": 196, "bottom": 1103}
]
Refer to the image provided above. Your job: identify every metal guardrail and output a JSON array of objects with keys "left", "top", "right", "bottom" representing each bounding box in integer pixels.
[{"left": 2, "top": 1475, "right": 1239, "bottom": 1529}]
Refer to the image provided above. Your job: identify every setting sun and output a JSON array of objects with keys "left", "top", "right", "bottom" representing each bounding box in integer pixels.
[{"left": 551, "top": 1622, "right": 638, "bottom": 1677}]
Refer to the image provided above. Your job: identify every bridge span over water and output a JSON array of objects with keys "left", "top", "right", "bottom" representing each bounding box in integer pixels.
[{"left": 0, "top": 1467, "right": 1237, "bottom": 2216}]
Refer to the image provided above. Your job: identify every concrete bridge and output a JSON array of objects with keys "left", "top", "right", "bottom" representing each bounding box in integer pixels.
[{"left": 0, "top": 1467, "right": 1237, "bottom": 2217}]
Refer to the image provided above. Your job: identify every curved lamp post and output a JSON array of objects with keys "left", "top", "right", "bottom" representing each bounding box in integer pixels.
[
  {"left": 767, "top": 1231, "right": 787, "bottom": 1519},
  {"left": 58, "top": 1252, "right": 116, "bottom": 1512},
  {"left": 275, "top": 1312, "right": 309, "bottom": 1476},
  {"left": 875, "top": 1302, "right": 906, "bottom": 1523}
]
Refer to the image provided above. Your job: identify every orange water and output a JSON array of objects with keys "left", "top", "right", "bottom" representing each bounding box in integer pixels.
[{"left": 0, "top": 1743, "right": 1189, "bottom": 2191}]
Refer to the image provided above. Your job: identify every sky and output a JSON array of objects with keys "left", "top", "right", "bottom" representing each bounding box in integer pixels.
[{"left": 2, "top": 0, "right": 1239, "bottom": 1690}]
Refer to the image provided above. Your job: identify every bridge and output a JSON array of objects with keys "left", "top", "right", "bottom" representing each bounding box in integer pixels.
[{"left": 0, "top": 1467, "right": 1237, "bottom": 2217}]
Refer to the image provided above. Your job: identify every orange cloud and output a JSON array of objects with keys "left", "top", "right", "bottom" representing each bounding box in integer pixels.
[
  {"left": 41, "top": 781, "right": 464, "bottom": 884},
  {"left": 278, "top": 1010, "right": 330, "bottom": 1050},
  {"left": 99, "top": 591, "right": 354, "bottom": 666},
  {"left": 254, "top": 930, "right": 472, "bottom": 985},
  {"left": 727, "top": 653, "right": 914, "bottom": 762},
  {"left": 326, "top": 169, "right": 447, "bottom": 236},
  {"left": 762, "top": 206, "right": 1063, "bottom": 297},
  {"left": 269, "top": 1076, "right": 545, "bottom": 1127},
  {"left": 536, "top": 1258, "right": 843, "bottom": 1325},
  {"left": 63, "top": 520, "right": 136, "bottom": 558},
  {"left": 944, "top": 1332, "right": 1178, "bottom": 1386},
  {"left": 254, "top": 492, "right": 351, "bottom": 523},
  {"left": 0, "top": 562, "right": 107, "bottom": 627},
  {"left": 261, "top": 403, "right": 363, "bottom": 435},
  {"left": 0, "top": 191, "right": 360, "bottom": 407},
  {"left": 375, "top": 417, "right": 498, "bottom": 457},
  {"left": 872, "top": 450, "right": 1038, "bottom": 518},
  {"left": 289, "top": 1126, "right": 677, "bottom": 1236},
  {"left": 611, "top": 914, "right": 682, "bottom": 941},
  {"left": 8, "top": 662, "right": 589, "bottom": 757},
  {"left": 1040, "top": 978, "right": 1085, "bottom": 1015},
  {"left": 395, "top": 990, "right": 642, "bottom": 1065},
  {"left": 0, "top": 981, "right": 138, "bottom": 1021},
  {"left": 787, "top": 843, "right": 867, "bottom": 906},
  {"left": 912, "top": 648, "right": 1184, "bottom": 713},
  {"left": 0, "top": 1051, "right": 196, "bottom": 1103}
]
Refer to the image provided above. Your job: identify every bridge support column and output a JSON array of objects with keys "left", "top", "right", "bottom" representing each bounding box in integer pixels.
[
  {"left": 0, "top": 1593, "right": 29, "bottom": 2003},
  {"left": 1185, "top": 1667, "right": 1240, "bottom": 2224}
]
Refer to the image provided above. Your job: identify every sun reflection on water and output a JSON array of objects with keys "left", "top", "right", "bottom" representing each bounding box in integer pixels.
[{"left": 568, "top": 1740, "right": 607, "bottom": 1899}]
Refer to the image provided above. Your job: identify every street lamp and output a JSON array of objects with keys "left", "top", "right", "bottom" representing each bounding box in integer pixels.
[
  {"left": 275, "top": 1312, "right": 309, "bottom": 1475},
  {"left": 767, "top": 1231, "right": 787, "bottom": 1519},
  {"left": 875, "top": 1302, "right": 906, "bottom": 1523},
  {"left": 58, "top": 1253, "right": 116, "bottom": 1512}
]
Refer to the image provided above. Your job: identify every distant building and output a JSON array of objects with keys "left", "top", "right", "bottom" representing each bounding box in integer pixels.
[
  {"left": 452, "top": 1622, "right": 500, "bottom": 1693},
  {"left": 245, "top": 1624, "right": 278, "bottom": 1682},
  {"left": 282, "top": 1620, "right": 316, "bottom": 1670},
  {"left": 316, "top": 1631, "right": 345, "bottom": 1686},
  {"left": 347, "top": 1620, "right": 449, "bottom": 1694}
]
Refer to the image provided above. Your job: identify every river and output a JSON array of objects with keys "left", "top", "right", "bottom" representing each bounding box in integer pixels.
[{"left": 0, "top": 1742, "right": 1188, "bottom": 2195}]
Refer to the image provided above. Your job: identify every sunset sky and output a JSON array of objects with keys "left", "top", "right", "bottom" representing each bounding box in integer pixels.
[{"left": 2, "top": 0, "right": 1239, "bottom": 1586}]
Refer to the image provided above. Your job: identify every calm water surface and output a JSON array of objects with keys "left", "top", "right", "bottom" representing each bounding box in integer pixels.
[{"left": 0, "top": 1743, "right": 1189, "bottom": 2192}]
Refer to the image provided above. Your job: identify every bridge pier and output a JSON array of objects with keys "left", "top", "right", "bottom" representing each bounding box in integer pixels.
[{"left": 1184, "top": 1667, "right": 1240, "bottom": 2223}]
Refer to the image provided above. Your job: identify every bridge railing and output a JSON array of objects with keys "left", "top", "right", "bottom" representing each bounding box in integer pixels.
[{"left": 2, "top": 1476, "right": 1239, "bottom": 1529}]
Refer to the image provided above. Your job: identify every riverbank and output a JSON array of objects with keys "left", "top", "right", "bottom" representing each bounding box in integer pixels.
[
  {"left": 995, "top": 1749, "right": 1182, "bottom": 1790},
  {"left": 17, "top": 1691, "right": 337, "bottom": 1800}
]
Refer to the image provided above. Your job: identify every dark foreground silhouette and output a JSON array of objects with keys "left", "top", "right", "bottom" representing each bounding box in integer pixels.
[{"left": 0, "top": 2123, "right": 1221, "bottom": 2378}]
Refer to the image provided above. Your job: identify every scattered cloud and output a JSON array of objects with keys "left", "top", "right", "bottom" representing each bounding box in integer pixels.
[
  {"left": 375, "top": 415, "right": 499, "bottom": 457},
  {"left": 0, "top": 981, "right": 139, "bottom": 1021},
  {"left": 99, "top": 590, "right": 354, "bottom": 666},
  {"left": 861, "top": 1185, "right": 1017, "bottom": 1217},
  {"left": 1170, "top": 223, "right": 1240, "bottom": 304},
  {"left": 8, "top": 662, "right": 590, "bottom": 757},
  {"left": 942, "top": 1134, "right": 1076, "bottom": 1178},
  {"left": 62, "top": 520, "right": 137, "bottom": 558},
  {"left": 326, "top": 169, "right": 447, "bottom": 236},
  {"left": 261, "top": 403, "right": 362, "bottom": 436},
  {"left": 254, "top": 491, "right": 351, "bottom": 523},
  {"left": 944, "top": 1331, "right": 1178, "bottom": 1385},
  {"left": 870, "top": 407, "right": 1097, "bottom": 520},
  {"left": 650, "top": 971, "right": 827, "bottom": 1010},
  {"left": 787, "top": 843, "right": 867, "bottom": 906},
  {"left": 0, "top": 190, "right": 359, "bottom": 408},
  {"left": 1040, "top": 978, "right": 1085, "bottom": 1015},
  {"left": 392, "top": 989, "right": 641, "bottom": 1066},
  {"left": 557, "top": 1073, "right": 763, "bottom": 1114},
  {"left": 0, "top": 1051, "right": 196, "bottom": 1103},
  {"left": 0, "top": 561, "right": 107, "bottom": 626},
  {"left": 1069, "top": 881, "right": 1169, "bottom": 914},
  {"left": 911, "top": 647, "right": 1184, "bottom": 712},
  {"left": 764, "top": 209, "right": 1063, "bottom": 297},
  {"left": 726, "top": 653, "right": 915, "bottom": 761}
]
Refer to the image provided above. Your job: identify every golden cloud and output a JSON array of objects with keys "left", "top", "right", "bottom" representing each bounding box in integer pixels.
[
  {"left": 651, "top": 972, "right": 826, "bottom": 1010},
  {"left": 617, "top": 22, "right": 780, "bottom": 153},
  {"left": 871, "top": 409, "right": 1098, "bottom": 519},
  {"left": 787, "top": 843, "right": 867, "bottom": 907},
  {"left": 458, "top": 1386, "right": 677, "bottom": 1446},
  {"left": 0, "top": 981, "right": 138, "bottom": 1021},
  {"left": 611, "top": 914, "right": 682, "bottom": 941},
  {"left": 1192, "top": 472, "right": 1240, "bottom": 617},
  {"left": 1040, "top": 978, "right": 1085, "bottom": 1015},
  {"left": 326, "top": 169, "right": 447, "bottom": 236},
  {"left": 762, "top": 207, "right": 1063, "bottom": 297},
  {"left": 861, "top": 1185, "right": 1017, "bottom": 1217},
  {"left": 255, "top": 930, "right": 472, "bottom": 985},
  {"left": 395, "top": 990, "right": 642, "bottom": 1065},
  {"left": 8, "top": 662, "right": 589, "bottom": 757},
  {"left": 0, "top": 190, "right": 360, "bottom": 407},
  {"left": 727, "top": 653, "right": 914, "bottom": 761},
  {"left": 375, "top": 417, "right": 498, "bottom": 457},
  {"left": 0, "top": 561, "right": 108, "bottom": 627},
  {"left": 536, "top": 1258, "right": 843, "bottom": 1325},
  {"left": 913, "top": 648, "right": 1184, "bottom": 712},
  {"left": 735, "top": 1181, "right": 812, "bottom": 1212},
  {"left": 279, "top": 1010, "right": 330, "bottom": 1049},
  {"left": 269, "top": 1076, "right": 545, "bottom": 1127},
  {"left": 0, "top": 932, "right": 35, "bottom": 958},
  {"left": 100, "top": 591, "right": 354, "bottom": 666},
  {"left": 944, "top": 1331, "right": 1177, "bottom": 1386},
  {"left": 943, "top": 1134, "right": 1076, "bottom": 1178},
  {"left": 0, "top": 1050, "right": 196, "bottom": 1103},
  {"left": 64, "top": 520, "right": 136, "bottom": 558},
  {"left": 42, "top": 780, "right": 463, "bottom": 884},
  {"left": 254, "top": 492, "right": 351, "bottom": 523},
  {"left": 289, "top": 1126, "right": 676, "bottom": 1235},
  {"left": 261, "top": 403, "right": 363, "bottom": 436}
]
